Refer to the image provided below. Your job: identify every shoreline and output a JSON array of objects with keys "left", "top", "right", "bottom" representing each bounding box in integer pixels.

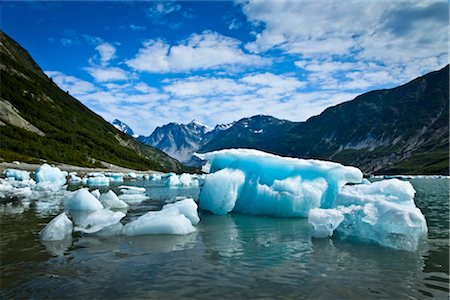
[{"left": 0, "top": 161, "right": 163, "bottom": 177}]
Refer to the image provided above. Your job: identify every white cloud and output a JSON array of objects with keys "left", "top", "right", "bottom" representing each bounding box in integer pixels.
[
  {"left": 148, "top": 1, "right": 181, "bottom": 16},
  {"left": 241, "top": 0, "right": 448, "bottom": 80},
  {"left": 85, "top": 66, "right": 129, "bottom": 82},
  {"left": 126, "top": 31, "right": 269, "bottom": 73},
  {"left": 95, "top": 43, "right": 116, "bottom": 65},
  {"left": 164, "top": 77, "right": 252, "bottom": 97}
]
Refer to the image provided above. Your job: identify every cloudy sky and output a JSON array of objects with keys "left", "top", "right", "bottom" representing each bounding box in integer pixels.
[{"left": 2, "top": 1, "right": 448, "bottom": 135}]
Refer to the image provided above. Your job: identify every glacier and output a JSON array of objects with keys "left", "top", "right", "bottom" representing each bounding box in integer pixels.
[{"left": 197, "top": 149, "right": 428, "bottom": 251}]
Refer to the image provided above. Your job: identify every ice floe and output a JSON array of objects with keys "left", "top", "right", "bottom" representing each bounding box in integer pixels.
[{"left": 39, "top": 212, "right": 73, "bottom": 241}]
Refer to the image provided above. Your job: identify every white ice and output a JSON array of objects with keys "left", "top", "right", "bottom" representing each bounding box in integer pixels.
[
  {"left": 35, "top": 164, "right": 67, "bottom": 187},
  {"left": 197, "top": 149, "right": 362, "bottom": 216},
  {"left": 74, "top": 209, "right": 125, "bottom": 234},
  {"left": 87, "top": 176, "right": 110, "bottom": 186},
  {"left": 3, "top": 169, "right": 30, "bottom": 181},
  {"left": 309, "top": 179, "right": 427, "bottom": 251},
  {"left": 64, "top": 188, "right": 104, "bottom": 211},
  {"left": 119, "top": 186, "right": 146, "bottom": 194},
  {"left": 122, "top": 210, "right": 195, "bottom": 236},
  {"left": 162, "top": 198, "right": 200, "bottom": 225},
  {"left": 39, "top": 212, "right": 73, "bottom": 241},
  {"left": 99, "top": 190, "right": 129, "bottom": 209},
  {"left": 90, "top": 189, "right": 101, "bottom": 199}
]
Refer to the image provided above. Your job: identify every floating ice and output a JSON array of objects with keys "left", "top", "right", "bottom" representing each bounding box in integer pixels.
[
  {"left": 197, "top": 149, "right": 362, "bottom": 216},
  {"left": 119, "top": 186, "right": 146, "bottom": 194},
  {"left": 128, "top": 172, "right": 137, "bottom": 179},
  {"left": 99, "top": 190, "right": 129, "bottom": 209},
  {"left": 65, "top": 188, "right": 103, "bottom": 211},
  {"left": 166, "top": 173, "right": 182, "bottom": 186},
  {"left": 39, "top": 212, "right": 73, "bottom": 241},
  {"left": 122, "top": 210, "right": 195, "bottom": 236},
  {"left": 90, "top": 189, "right": 101, "bottom": 199},
  {"left": 309, "top": 179, "right": 427, "bottom": 251},
  {"left": 87, "top": 176, "right": 110, "bottom": 186},
  {"left": 105, "top": 173, "right": 124, "bottom": 183},
  {"left": 118, "top": 193, "right": 148, "bottom": 204},
  {"left": 162, "top": 198, "right": 200, "bottom": 225},
  {"left": 69, "top": 173, "right": 82, "bottom": 183},
  {"left": 35, "top": 164, "right": 67, "bottom": 187},
  {"left": 200, "top": 168, "right": 245, "bottom": 215},
  {"left": 149, "top": 174, "right": 162, "bottom": 181},
  {"left": 74, "top": 209, "right": 125, "bottom": 234},
  {"left": 3, "top": 169, "right": 30, "bottom": 181}
]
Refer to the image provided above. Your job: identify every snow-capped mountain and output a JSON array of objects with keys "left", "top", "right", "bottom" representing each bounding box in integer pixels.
[
  {"left": 138, "top": 120, "right": 232, "bottom": 166},
  {"left": 111, "top": 119, "right": 138, "bottom": 138}
]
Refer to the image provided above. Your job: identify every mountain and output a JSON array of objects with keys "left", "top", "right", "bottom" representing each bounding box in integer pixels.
[
  {"left": 138, "top": 120, "right": 231, "bottom": 166},
  {"left": 111, "top": 119, "right": 137, "bottom": 138},
  {"left": 200, "top": 66, "right": 449, "bottom": 175},
  {"left": 0, "top": 30, "right": 189, "bottom": 173}
]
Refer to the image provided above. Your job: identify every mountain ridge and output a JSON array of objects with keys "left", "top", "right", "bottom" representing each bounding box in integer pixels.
[
  {"left": 199, "top": 65, "right": 449, "bottom": 175},
  {"left": 0, "top": 30, "right": 190, "bottom": 173}
]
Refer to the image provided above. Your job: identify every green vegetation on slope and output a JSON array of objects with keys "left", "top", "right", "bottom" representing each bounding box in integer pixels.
[{"left": 0, "top": 31, "right": 189, "bottom": 172}]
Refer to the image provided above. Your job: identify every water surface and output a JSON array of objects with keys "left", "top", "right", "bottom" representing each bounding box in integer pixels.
[{"left": 1, "top": 178, "right": 448, "bottom": 299}]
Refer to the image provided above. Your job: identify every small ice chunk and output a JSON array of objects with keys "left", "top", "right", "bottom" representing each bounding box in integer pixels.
[
  {"left": 40, "top": 212, "right": 73, "bottom": 241},
  {"left": 74, "top": 209, "right": 125, "bottom": 234},
  {"left": 179, "top": 173, "right": 199, "bottom": 187},
  {"left": 90, "top": 189, "right": 100, "bottom": 199},
  {"left": 87, "top": 176, "right": 110, "bottom": 186},
  {"left": 308, "top": 208, "right": 345, "bottom": 238},
  {"left": 118, "top": 193, "right": 148, "bottom": 204},
  {"left": 166, "top": 173, "right": 182, "bottom": 186},
  {"left": 162, "top": 198, "right": 199, "bottom": 225},
  {"left": 106, "top": 173, "right": 124, "bottom": 183},
  {"left": 3, "top": 169, "right": 30, "bottom": 181},
  {"left": 199, "top": 168, "right": 245, "bottom": 215},
  {"left": 99, "top": 190, "right": 129, "bottom": 208},
  {"left": 150, "top": 174, "right": 162, "bottom": 181},
  {"left": 128, "top": 172, "right": 137, "bottom": 179},
  {"left": 119, "top": 186, "right": 146, "bottom": 194},
  {"left": 35, "top": 164, "right": 67, "bottom": 186},
  {"left": 69, "top": 174, "right": 82, "bottom": 183},
  {"left": 65, "top": 189, "right": 104, "bottom": 211},
  {"left": 122, "top": 210, "right": 195, "bottom": 236}
]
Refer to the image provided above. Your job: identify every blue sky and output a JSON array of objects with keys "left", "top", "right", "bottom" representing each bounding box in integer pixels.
[{"left": 2, "top": 1, "right": 448, "bottom": 135}]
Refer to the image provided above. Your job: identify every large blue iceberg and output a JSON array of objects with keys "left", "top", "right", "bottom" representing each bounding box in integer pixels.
[
  {"left": 197, "top": 149, "right": 363, "bottom": 216},
  {"left": 196, "top": 149, "right": 428, "bottom": 251}
]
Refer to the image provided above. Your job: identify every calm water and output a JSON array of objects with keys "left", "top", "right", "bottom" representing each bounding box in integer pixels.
[{"left": 1, "top": 178, "right": 449, "bottom": 299}]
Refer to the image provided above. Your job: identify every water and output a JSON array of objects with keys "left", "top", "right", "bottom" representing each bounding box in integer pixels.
[{"left": 1, "top": 178, "right": 449, "bottom": 299}]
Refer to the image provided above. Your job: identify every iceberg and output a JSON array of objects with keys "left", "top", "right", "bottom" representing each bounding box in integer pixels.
[
  {"left": 68, "top": 173, "right": 82, "bottom": 184},
  {"left": 99, "top": 190, "right": 129, "bottom": 209},
  {"left": 90, "top": 189, "right": 101, "bottom": 199},
  {"left": 74, "top": 209, "right": 125, "bottom": 234},
  {"left": 197, "top": 149, "right": 362, "bottom": 216},
  {"left": 105, "top": 173, "right": 124, "bottom": 183},
  {"left": 149, "top": 174, "right": 162, "bottom": 181},
  {"left": 122, "top": 210, "right": 195, "bottom": 236},
  {"left": 87, "top": 176, "right": 110, "bottom": 186},
  {"left": 39, "top": 212, "right": 73, "bottom": 241},
  {"left": 162, "top": 198, "right": 200, "bottom": 225},
  {"left": 119, "top": 186, "right": 146, "bottom": 194},
  {"left": 3, "top": 169, "right": 30, "bottom": 181},
  {"left": 122, "top": 198, "right": 199, "bottom": 236},
  {"left": 64, "top": 188, "right": 104, "bottom": 211},
  {"left": 35, "top": 164, "right": 67, "bottom": 187}
]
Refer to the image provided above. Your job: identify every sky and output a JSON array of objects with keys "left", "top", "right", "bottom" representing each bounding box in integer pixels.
[{"left": 1, "top": 0, "right": 448, "bottom": 135}]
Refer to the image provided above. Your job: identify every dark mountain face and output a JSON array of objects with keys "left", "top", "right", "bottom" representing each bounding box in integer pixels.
[
  {"left": 200, "top": 66, "right": 449, "bottom": 175},
  {"left": 111, "top": 119, "right": 137, "bottom": 138},
  {"left": 0, "top": 30, "right": 189, "bottom": 173},
  {"left": 138, "top": 120, "right": 226, "bottom": 166}
]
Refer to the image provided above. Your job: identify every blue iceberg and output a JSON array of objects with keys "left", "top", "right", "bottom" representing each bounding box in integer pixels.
[
  {"left": 196, "top": 149, "right": 362, "bottom": 216},
  {"left": 197, "top": 149, "right": 427, "bottom": 251}
]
